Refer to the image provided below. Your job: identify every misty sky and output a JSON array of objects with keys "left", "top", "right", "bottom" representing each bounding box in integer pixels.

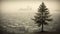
[{"left": 1, "top": 0, "right": 60, "bottom": 14}]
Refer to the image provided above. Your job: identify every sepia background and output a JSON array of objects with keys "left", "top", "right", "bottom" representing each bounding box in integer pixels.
[{"left": 0, "top": 0, "right": 60, "bottom": 34}]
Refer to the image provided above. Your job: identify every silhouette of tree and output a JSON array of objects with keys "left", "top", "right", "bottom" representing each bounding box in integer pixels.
[{"left": 32, "top": 2, "right": 52, "bottom": 32}]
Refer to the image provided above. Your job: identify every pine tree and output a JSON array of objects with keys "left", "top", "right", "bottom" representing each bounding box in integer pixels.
[{"left": 32, "top": 2, "right": 52, "bottom": 32}]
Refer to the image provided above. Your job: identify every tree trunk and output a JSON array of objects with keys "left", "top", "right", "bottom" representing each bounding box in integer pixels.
[{"left": 41, "top": 23, "right": 43, "bottom": 32}]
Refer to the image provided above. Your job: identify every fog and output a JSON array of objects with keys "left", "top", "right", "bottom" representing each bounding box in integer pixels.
[{"left": 0, "top": 0, "right": 60, "bottom": 33}]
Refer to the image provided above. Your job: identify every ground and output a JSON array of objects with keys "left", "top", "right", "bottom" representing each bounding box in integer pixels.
[{"left": 0, "top": 31, "right": 60, "bottom": 34}]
